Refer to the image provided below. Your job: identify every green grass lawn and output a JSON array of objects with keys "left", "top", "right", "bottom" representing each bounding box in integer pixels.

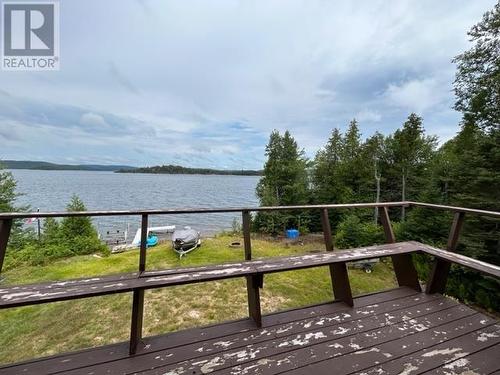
[{"left": 0, "top": 235, "right": 397, "bottom": 364}]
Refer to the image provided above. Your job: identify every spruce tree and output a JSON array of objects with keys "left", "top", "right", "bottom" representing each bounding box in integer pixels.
[
  {"left": 0, "top": 164, "right": 31, "bottom": 251},
  {"left": 385, "top": 114, "right": 436, "bottom": 220},
  {"left": 0, "top": 168, "right": 19, "bottom": 212},
  {"left": 340, "top": 119, "right": 364, "bottom": 202},
  {"left": 453, "top": 2, "right": 499, "bottom": 131},
  {"left": 312, "top": 128, "right": 349, "bottom": 229},
  {"left": 312, "top": 128, "right": 348, "bottom": 205},
  {"left": 61, "top": 195, "right": 106, "bottom": 255},
  {"left": 255, "top": 130, "right": 309, "bottom": 234},
  {"left": 361, "top": 132, "right": 386, "bottom": 220}
]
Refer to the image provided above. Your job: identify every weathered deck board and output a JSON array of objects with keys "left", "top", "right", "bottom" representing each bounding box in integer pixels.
[
  {"left": 231, "top": 311, "right": 491, "bottom": 375},
  {"left": 203, "top": 307, "right": 479, "bottom": 375},
  {"left": 0, "top": 242, "right": 417, "bottom": 309},
  {"left": 355, "top": 323, "right": 500, "bottom": 375},
  {"left": 1, "top": 288, "right": 497, "bottom": 375},
  {"left": 69, "top": 294, "right": 447, "bottom": 375},
  {"left": 282, "top": 315, "right": 498, "bottom": 375},
  {"left": 421, "top": 343, "right": 500, "bottom": 374},
  {"left": 0, "top": 288, "right": 416, "bottom": 375}
]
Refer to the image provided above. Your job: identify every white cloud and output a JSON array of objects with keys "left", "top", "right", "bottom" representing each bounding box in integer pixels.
[
  {"left": 383, "top": 76, "right": 451, "bottom": 114},
  {"left": 79, "top": 112, "right": 110, "bottom": 128},
  {"left": 355, "top": 110, "right": 382, "bottom": 123}
]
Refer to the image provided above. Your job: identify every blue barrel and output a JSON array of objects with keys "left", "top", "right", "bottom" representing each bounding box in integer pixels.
[{"left": 286, "top": 229, "right": 299, "bottom": 239}]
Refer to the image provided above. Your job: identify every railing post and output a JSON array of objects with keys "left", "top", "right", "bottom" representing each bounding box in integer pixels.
[
  {"left": 380, "top": 206, "right": 421, "bottom": 291},
  {"left": 379, "top": 206, "right": 396, "bottom": 243},
  {"left": 138, "top": 214, "right": 148, "bottom": 273},
  {"left": 0, "top": 219, "right": 13, "bottom": 276},
  {"left": 130, "top": 214, "right": 148, "bottom": 355},
  {"left": 321, "top": 209, "right": 353, "bottom": 307},
  {"left": 242, "top": 210, "right": 262, "bottom": 327},
  {"left": 426, "top": 211, "right": 465, "bottom": 294},
  {"left": 321, "top": 209, "right": 334, "bottom": 252}
]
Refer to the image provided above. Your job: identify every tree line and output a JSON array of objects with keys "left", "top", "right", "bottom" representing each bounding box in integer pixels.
[
  {"left": 253, "top": 114, "right": 436, "bottom": 235},
  {"left": 116, "top": 164, "right": 262, "bottom": 176}
]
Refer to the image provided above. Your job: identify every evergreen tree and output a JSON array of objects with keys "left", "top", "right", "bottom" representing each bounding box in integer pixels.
[
  {"left": 446, "top": 124, "right": 500, "bottom": 260},
  {"left": 0, "top": 169, "right": 18, "bottom": 213},
  {"left": 361, "top": 132, "right": 386, "bottom": 221},
  {"left": 61, "top": 195, "right": 96, "bottom": 239},
  {"left": 400, "top": 144, "right": 456, "bottom": 245},
  {"left": 311, "top": 128, "right": 349, "bottom": 229},
  {"left": 279, "top": 131, "right": 309, "bottom": 206},
  {"left": 312, "top": 128, "right": 349, "bottom": 205},
  {"left": 61, "top": 195, "right": 106, "bottom": 255},
  {"left": 255, "top": 130, "right": 309, "bottom": 234},
  {"left": 384, "top": 114, "right": 437, "bottom": 220},
  {"left": 342, "top": 119, "right": 361, "bottom": 161},
  {"left": 0, "top": 165, "right": 32, "bottom": 251},
  {"left": 340, "top": 119, "right": 364, "bottom": 202},
  {"left": 446, "top": 1, "right": 500, "bottom": 267},
  {"left": 256, "top": 130, "right": 282, "bottom": 206},
  {"left": 453, "top": 2, "right": 499, "bottom": 131},
  {"left": 42, "top": 217, "right": 62, "bottom": 245}
]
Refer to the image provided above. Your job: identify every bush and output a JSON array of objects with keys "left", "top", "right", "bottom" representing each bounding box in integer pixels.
[
  {"left": 231, "top": 218, "right": 242, "bottom": 235},
  {"left": 69, "top": 235, "right": 107, "bottom": 255},
  {"left": 16, "top": 243, "right": 74, "bottom": 266},
  {"left": 4, "top": 196, "right": 108, "bottom": 268},
  {"left": 253, "top": 211, "right": 312, "bottom": 236},
  {"left": 253, "top": 211, "right": 286, "bottom": 235},
  {"left": 445, "top": 267, "right": 500, "bottom": 311},
  {"left": 334, "top": 214, "right": 385, "bottom": 249}
]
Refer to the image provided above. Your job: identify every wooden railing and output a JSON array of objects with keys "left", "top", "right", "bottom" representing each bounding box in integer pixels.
[{"left": 0, "top": 201, "right": 498, "bottom": 355}]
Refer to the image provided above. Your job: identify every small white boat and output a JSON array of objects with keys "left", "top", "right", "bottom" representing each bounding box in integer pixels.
[
  {"left": 112, "top": 225, "right": 176, "bottom": 253},
  {"left": 130, "top": 226, "right": 176, "bottom": 246}
]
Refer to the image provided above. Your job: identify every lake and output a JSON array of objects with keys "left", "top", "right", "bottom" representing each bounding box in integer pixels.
[{"left": 9, "top": 170, "right": 260, "bottom": 236}]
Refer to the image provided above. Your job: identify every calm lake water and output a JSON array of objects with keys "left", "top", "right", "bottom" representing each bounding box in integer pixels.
[{"left": 9, "top": 170, "right": 260, "bottom": 236}]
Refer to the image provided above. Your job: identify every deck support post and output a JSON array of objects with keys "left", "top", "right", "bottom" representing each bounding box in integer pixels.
[
  {"left": 129, "top": 214, "right": 148, "bottom": 355},
  {"left": 380, "top": 206, "right": 421, "bottom": 291},
  {"left": 243, "top": 210, "right": 262, "bottom": 327},
  {"left": 426, "top": 212, "right": 465, "bottom": 294},
  {"left": 321, "top": 209, "right": 353, "bottom": 307},
  {"left": 247, "top": 274, "right": 263, "bottom": 327},
  {"left": 0, "top": 219, "right": 12, "bottom": 275},
  {"left": 129, "top": 289, "right": 145, "bottom": 355}
]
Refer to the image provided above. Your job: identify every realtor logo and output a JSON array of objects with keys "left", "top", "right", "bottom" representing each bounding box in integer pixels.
[{"left": 2, "top": 1, "right": 60, "bottom": 70}]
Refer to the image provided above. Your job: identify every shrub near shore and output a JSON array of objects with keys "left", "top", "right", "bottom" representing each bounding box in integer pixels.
[{"left": 4, "top": 195, "right": 108, "bottom": 269}]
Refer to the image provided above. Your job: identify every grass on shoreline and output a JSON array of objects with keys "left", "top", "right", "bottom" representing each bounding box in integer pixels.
[{"left": 0, "top": 235, "right": 397, "bottom": 364}]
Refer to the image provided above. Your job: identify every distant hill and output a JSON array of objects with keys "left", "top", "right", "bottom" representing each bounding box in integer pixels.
[
  {"left": 1, "top": 160, "right": 136, "bottom": 172},
  {"left": 116, "top": 164, "right": 262, "bottom": 176}
]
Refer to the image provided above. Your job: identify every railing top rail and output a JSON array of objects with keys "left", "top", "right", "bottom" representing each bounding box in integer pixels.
[
  {"left": 0, "top": 202, "right": 409, "bottom": 219},
  {"left": 408, "top": 201, "right": 500, "bottom": 218},
  {"left": 0, "top": 201, "right": 498, "bottom": 220}
]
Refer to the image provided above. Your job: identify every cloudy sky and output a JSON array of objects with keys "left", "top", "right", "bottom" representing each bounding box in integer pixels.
[{"left": 0, "top": 0, "right": 495, "bottom": 169}]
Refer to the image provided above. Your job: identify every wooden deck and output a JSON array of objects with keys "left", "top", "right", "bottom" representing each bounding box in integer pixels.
[{"left": 1, "top": 287, "right": 498, "bottom": 375}]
